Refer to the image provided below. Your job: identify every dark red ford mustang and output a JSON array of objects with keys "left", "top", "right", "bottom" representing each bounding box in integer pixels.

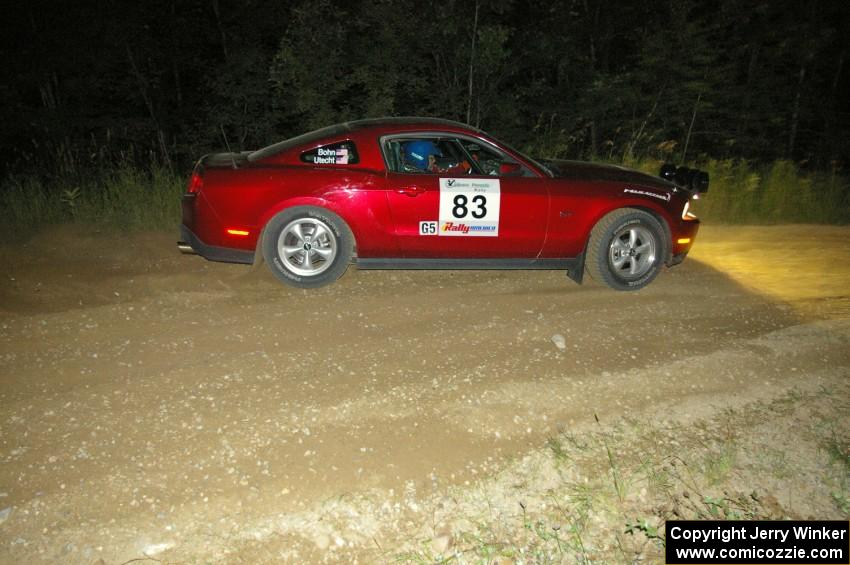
[{"left": 179, "top": 117, "right": 706, "bottom": 290}]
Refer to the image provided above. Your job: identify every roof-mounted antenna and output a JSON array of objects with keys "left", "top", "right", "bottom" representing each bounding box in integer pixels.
[{"left": 220, "top": 125, "right": 237, "bottom": 169}]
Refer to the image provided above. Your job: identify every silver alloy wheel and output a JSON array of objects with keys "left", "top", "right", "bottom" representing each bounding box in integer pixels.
[
  {"left": 608, "top": 225, "right": 657, "bottom": 279},
  {"left": 277, "top": 217, "right": 337, "bottom": 277}
]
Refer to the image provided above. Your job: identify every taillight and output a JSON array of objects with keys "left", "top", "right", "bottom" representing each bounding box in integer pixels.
[{"left": 187, "top": 171, "right": 204, "bottom": 194}]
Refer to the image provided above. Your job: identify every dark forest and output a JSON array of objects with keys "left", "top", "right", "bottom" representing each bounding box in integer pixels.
[
  {"left": 3, "top": 0, "right": 849, "bottom": 167},
  {"left": 1, "top": 0, "right": 848, "bottom": 227}
]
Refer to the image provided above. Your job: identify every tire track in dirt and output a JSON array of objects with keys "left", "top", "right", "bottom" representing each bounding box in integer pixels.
[{"left": 0, "top": 224, "right": 848, "bottom": 562}]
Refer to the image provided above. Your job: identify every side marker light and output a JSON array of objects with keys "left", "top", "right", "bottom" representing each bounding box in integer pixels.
[{"left": 226, "top": 229, "right": 250, "bottom": 236}]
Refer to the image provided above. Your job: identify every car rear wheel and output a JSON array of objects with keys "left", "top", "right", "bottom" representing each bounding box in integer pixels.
[
  {"left": 586, "top": 208, "right": 666, "bottom": 291},
  {"left": 262, "top": 206, "right": 353, "bottom": 288}
]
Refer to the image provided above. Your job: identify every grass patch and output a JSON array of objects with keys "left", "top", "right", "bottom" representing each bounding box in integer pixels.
[
  {"left": 824, "top": 427, "right": 850, "bottom": 472},
  {"left": 1, "top": 157, "right": 847, "bottom": 243},
  {"left": 393, "top": 382, "right": 849, "bottom": 563},
  {"left": 0, "top": 165, "right": 185, "bottom": 240},
  {"left": 628, "top": 158, "right": 850, "bottom": 224},
  {"left": 820, "top": 421, "right": 850, "bottom": 517}
]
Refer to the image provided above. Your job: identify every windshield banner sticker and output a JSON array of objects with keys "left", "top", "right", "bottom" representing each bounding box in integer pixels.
[{"left": 438, "top": 178, "right": 500, "bottom": 237}]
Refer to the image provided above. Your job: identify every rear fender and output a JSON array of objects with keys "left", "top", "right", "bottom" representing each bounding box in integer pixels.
[
  {"left": 257, "top": 192, "right": 397, "bottom": 258},
  {"left": 258, "top": 196, "right": 340, "bottom": 231},
  {"left": 257, "top": 196, "right": 344, "bottom": 253}
]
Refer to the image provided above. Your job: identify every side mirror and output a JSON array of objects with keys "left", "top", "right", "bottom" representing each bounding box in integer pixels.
[{"left": 499, "top": 162, "right": 522, "bottom": 176}]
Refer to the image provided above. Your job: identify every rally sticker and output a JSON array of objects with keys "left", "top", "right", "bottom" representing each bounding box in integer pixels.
[{"left": 438, "top": 178, "right": 500, "bottom": 236}]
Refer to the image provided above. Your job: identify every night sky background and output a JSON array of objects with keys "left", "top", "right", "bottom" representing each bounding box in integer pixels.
[{"left": 1, "top": 0, "right": 848, "bottom": 176}]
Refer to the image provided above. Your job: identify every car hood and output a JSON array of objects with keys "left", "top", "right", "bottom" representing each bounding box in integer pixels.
[{"left": 537, "top": 159, "right": 673, "bottom": 192}]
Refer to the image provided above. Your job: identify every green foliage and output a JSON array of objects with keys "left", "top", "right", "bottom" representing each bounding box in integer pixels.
[
  {"left": 825, "top": 428, "right": 850, "bottom": 473},
  {"left": 2, "top": 0, "right": 849, "bottom": 233},
  {"left": 2, "top": 0, "right": 849, "bottom": 175},
  {"left": 546, "top": 436, "right": 569, "bottom": 461},
  {"left": 200, "top": 47, "right": 278, "bottom": 151},
  {"left": 595, "top": 413, "right": 626, "bottom": 502},
  {"left": 269, "top": 0, "right": 418, "bottom": 132},
  {"left": 2, "top": 156, "right": 847, "bottom": 240},
  {"left": 627, "top": 158, "right": 850, "bottom": 224},
  {"left": 694, "top": 160, "right": 850, "bottom": 224},
  {"left": 60, "top": 186, "right": 82, "bottom": 218},
  {"left": 0, "top": 165, "right": 184, "bottom": 239},
  {"left": 822, "top": 426, "right": 850, "bottom": 516},
  {"left": 625, "top": 518, "right": 665, "bottom": 546}
]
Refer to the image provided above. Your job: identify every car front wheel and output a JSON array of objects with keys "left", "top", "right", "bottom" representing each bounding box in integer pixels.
[
  {"left": 262, "top": 206, "right": 353, "bottom": 288},
  {"left": 586, "top": 208, "right": 667, "bottom": 291}
]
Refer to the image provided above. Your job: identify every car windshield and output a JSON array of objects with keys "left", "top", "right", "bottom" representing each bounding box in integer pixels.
[
  {"left": 248, "top": 123, "right": 354, "bottom": 162},
  {"left": 482, "top": 133, "right": 553, "bottom": 177}
]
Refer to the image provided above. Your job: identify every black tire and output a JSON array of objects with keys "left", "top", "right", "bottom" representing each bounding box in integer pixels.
[
  {"left": 262, "top": 206, "right": 354, "bottom": 289},
  {"left": 585, "top": 208, "right": 667, "bottom": 291}
]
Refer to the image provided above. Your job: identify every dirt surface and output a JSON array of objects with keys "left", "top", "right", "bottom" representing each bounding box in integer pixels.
[{"left": 0, "top": 224, "right": 848, "bottom": 563}]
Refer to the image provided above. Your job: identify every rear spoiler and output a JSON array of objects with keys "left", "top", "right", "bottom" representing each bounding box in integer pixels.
[
  {"left": 202, "top": 151, "right": 252, "bottom": 169},
  {"left": 660, "top": 164, "right": 709, "bottom": 194}
]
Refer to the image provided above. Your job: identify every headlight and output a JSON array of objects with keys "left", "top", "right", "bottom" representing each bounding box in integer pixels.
[{"left": 682, "top": 200, "right": 698, "bottom": 220}]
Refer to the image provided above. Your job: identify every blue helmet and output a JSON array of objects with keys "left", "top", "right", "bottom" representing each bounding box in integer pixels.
[{"left": 403, "top": 140, "right": 442, "bottom": 170}]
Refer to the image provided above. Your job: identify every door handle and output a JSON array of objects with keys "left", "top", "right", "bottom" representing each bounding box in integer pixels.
[{"left": 395, "top": 186, "right": 425, "bottom": 197}]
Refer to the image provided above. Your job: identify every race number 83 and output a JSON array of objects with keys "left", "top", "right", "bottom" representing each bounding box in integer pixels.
[
  {"left": 438, "top": 178, "right": 500, "bottom": 237},
  {"left": 452, "top": 194, "right": 487, "bottom": 219}
]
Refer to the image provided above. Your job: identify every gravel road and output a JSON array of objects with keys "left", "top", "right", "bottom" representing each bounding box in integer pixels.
[{"left": 0, "top": 224, "right": 848, "bottom": 563}]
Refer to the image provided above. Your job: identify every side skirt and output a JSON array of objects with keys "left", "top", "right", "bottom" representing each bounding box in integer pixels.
[{"left": 356, "top": 255, "right": 585, "bottom": 284}]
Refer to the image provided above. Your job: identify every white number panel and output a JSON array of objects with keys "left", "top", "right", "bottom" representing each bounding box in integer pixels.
[{"left": 437, "top": 178, "right": 500, "bottom": 237}]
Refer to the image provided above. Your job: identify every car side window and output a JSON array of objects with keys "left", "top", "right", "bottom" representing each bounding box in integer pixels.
[
  {"left": 300, "top": 140, "right": 359, "bottom": 165},
  {"left": 458, "top": 139, "right": 530, "bottom": 177},
  {"left": 385, "top": 138, "right": 471, "bottom": 175}
]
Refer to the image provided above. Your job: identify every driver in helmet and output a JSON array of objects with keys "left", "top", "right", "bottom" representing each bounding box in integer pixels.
[{"left": 402, "top": 140, "right": 470, "bottom": 174}]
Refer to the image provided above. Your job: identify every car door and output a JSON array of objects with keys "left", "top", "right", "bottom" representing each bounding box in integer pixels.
[{"left": 383, "top": 134, "right": 549, "bottom": 259}]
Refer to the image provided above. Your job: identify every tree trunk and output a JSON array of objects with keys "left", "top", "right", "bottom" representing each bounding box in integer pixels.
[
  {"left": 624, "top": 90, "right": 661, "bottom": 162},
  {"left": 583, "top": 0, "right": 599, "bottom": 158},
  {"left": 466, "top": 0, "right": 479, "bottom": 126},
  {"left": 589, "top": 120, "right": 597, "bottom": 160},
  {"left": 831, "top": 50, "right": 844, "bottom": 99},
  {"left": 126, "top": 44, "right": 172, "bottom": 169},
  {"left": 212, "top": 0, "right": 229, "bottom": 60},
  {"left": 681, "top": 93, "right": 700, "bottom": 163},
  {"left": 825, "top": 49, "right": 844, "bottom": 161},
  {"left": 125, "top": 45, "right": 157, "bottom": 127},
  {"left": 787, "top": 63, "right": 806, "bottom": 159},
  {"left": 736, "top": 43, "right": 760, "bottom": 141},
  {"left": 170, "top": 0, "right": 183, "bottom": 107}
]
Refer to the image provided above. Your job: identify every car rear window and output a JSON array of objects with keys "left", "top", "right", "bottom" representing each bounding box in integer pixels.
[
  {"left": 300, "top": 141, "right": 359, "bottom": 165},
  {"left": 247, "top": 123, "right": 353, "bottom": 162}
]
